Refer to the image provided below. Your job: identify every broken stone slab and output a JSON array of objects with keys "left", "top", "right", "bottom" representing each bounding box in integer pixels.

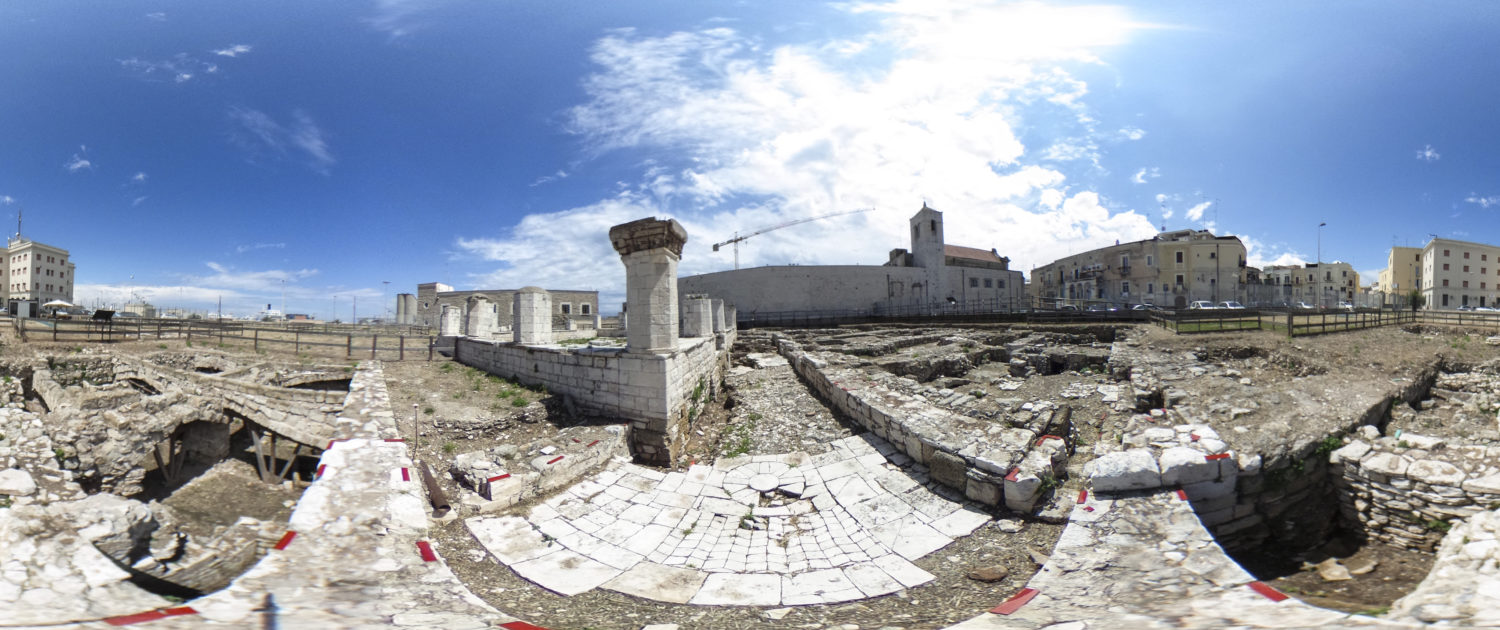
[
  {"left": 1408, "top": 460, "right": 1465, "bottom": 486},
  {"left": 1158, "top": 446, "right": 1221, "bottom": 487},
  {"left": 1329, "top": 440, "right": 1371, "bottom": 464},
  {"left": 1086, "top": 449, "right": 1162, "bottom": 493},
  {"left": 0, "top": 468, "right": 37, "bottom": 496},
  {"left": 1361, "top": 452, "right": 1412, "bottom": 478}
]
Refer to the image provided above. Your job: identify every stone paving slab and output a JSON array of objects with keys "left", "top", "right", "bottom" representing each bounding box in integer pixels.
[{"left": 468, "top": 433, "right": 990, "bottom": 606}]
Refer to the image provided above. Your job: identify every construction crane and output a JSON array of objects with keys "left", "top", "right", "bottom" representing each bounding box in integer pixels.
[{"left": 712, "top": 208, "right": 873, "bottom": 269}]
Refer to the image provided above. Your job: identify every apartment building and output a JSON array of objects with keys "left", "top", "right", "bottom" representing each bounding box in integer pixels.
[
  {"left": 4, "top": 236, "right": 75, "bottom": 316},
  {"left": 1029, "top": 229, "right": 1246, "bottom": 308},
  {"left": 1257, "top": 262, "right": 1360, "bottom": 307},
  {"left": 1374, "top": 246, "right": 1422, "bottom": 307},
  {"left": 1420, "top": 237, "right": 1500, "bottom": 310}
]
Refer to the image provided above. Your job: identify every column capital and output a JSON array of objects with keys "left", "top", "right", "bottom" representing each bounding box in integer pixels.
[{"left": 610, "top": 218, "right": 688, "bottom": 257}]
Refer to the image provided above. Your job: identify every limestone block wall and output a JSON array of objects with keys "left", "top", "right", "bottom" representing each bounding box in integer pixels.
[
  {"left": 1330, "top": 434, "right": 1500, "bottom": 551},
  {"left": 776, "top": 337, "right": 1063, "bottom": 512},
  {"left": 453, "top": 334, "right": 732, "bottom": 464}
]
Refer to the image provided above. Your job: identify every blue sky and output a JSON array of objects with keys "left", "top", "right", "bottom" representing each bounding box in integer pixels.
[{"left": 3, "top": 1, "right": 1498, "bottom": 318}]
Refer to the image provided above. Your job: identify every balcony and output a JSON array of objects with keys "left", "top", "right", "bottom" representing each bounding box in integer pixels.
[{"left": 1117, "top": 266, "right": 1131, "bottom": 277}]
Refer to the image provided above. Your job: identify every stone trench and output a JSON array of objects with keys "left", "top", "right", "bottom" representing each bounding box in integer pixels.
[{"left": 3, "top": 325, "right": 1500, "bottom": 629}]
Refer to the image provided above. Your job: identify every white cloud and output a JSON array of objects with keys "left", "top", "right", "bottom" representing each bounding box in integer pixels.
[
  {"left": 455, "top": 2, "right": 1153, "bottom": 303},
  {"left": 530, "top": 170, "right": 570, "bottom": 187},
  {"left": 1118, "top": 127, "right": 1145, "bottom": 140},
  {"left": 74, "top": 272, "right": 378, "bottom": 320},
  {"left": 1464, "top": 194, "right": 1500, "bottom": 208},
  {"left": 235, "top": 242, "right": 287, "bottom": 254},
  {"left": 1416, "top": 144, "right": 1440, "bottom": 162},
  {"left": 227, "top": 107, "right": 336, "bottom": 174},
  {"left": 0, "top": 195, "right": 13, "bottom": 205},
  {"left": 130, "top": 172, "right": 148, "bottom": 183},
  {"left": 131, "top": 196, "right": 148, "bottom": 207},
  {"left": 145, "top": 12, "right": 166, "bottom": 22},
  {"left": 196, "top": 262, "right": 318, "bottom": 292},
  {"left": 365, "top": 0, "right": 450, "bottom": 39},
  {"left": 1131, "top": 167, "right": 1159, "bottom": 184},
  {"left": 64, "top": 147, "right": 92, "bottom": 173},
  {"left": 212, "top": 44, "right": 253, "bottom": 57},
  {"left": 1184, "top": 200, "right": 1212, "bottom": 222},
  {"left": 1240, "top": 234, "right": 1307, "bottom": 269}
]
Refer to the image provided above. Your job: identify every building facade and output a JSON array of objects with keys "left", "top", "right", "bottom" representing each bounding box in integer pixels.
[
  {"left": 4, "top": 237, "right": 75, "bottom": 316},
  {"left": 414, "top": 283, "right": 599, "bottom": 330},
  {"left": 1374, "top": 246, "right": 1422, "bottom": 307},
  {"left": 1029, "top": 229, "right": 1246, "bottom": 309},
  {"left": 1420, "top": 238, "right": 1500, "bottom": 310},
  {"left": 1256, "top": 262, "right": 1360, "bottom": 307},
  {"left": 677, "top": 205, "right": 1026, "bottom": 319}
]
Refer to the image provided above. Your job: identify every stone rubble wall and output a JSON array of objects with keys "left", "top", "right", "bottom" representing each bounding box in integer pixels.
[
  {"left": 1387, "top": 508, "right": 1500, "bottom": 626},
  {"left": 1330, "top": 433, "right": 1500, "bottom": 551},
  {"left": 777, "top": 337, "right": 1064, "bottom": 512}
]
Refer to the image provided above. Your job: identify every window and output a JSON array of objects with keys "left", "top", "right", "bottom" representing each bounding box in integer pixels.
[
  {"left": 1148, "top": 283, "right": 1154, "bottom": 294},
  {"left": 984, "top": 279, "right": 993, "bottom": 288},
  {"left": 1464, "top": 281, "right": 1469, "bottom": 288},
  {"left": 1175, "top": 274, "right": 1185, "bottom": 286},
  {"left": 1444, "top": 279, "right": 1450, "bottom": 287},
  {"left": 1444, "top": 249, "right": 1451, "bottom": 256},
  {"left": 1465, "top": 266, "right": 1471, "bottom": 273},
  {"left": 1465, "top": 252, "right": 1471, "bottom": 259},
  {"left": 1175, "top": 251, "right": 1184, "bottom": 264},
  {"left": 1122, "top": 281, "right": 1130, "bottom": 295},
  {"left": 1146, "top": 255, "right": 1154, "bottom": 266},
  {"left": 582, "top": 304, "right": 591, "bottom": 315},
  {"left": 969, "top": 278, "right": 979, "bottom": 288},
  {"left": 1209, "top": 252, "right": 1216, "bottom": 259},
  {"left": 997, "top": 280, "right": 1006, "bottom": 289},
  {"left": 1443, "top": 294, "right": 1450, "bottom": 306},
  {"left": 1121, "top": 255, "right": 1130, "bottom": 267},
  {"left": 561, "top": 304, "right": 571, "bottom": 314},
  {"left": 930, "top": 219, "right": 936, "bottom": 233},
  {"left": 1341, "top": 270, "right": 1347, "bottom": 277},
  {"left": 1444, "top": 263, "right": 1450, "bottom": 271}
]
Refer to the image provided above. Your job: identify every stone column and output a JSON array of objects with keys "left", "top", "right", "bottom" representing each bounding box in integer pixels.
[
  {"left": 465, "top": 296, "right": 490, "bottom": 337},
  {"left": 439, "top": 305, "right": 462, "bottom": 336},
  {"left": 513, "top": 287, "right": 551, "bottom": 345},
  {"left": 726, "top": 304, "right": 737, "bottom": 330},
  {"left": 681, "top": 294, "right": 713, "bottom": 338},
  {"left": 609, "top": 218, "right": 687, "bottom": 354},
  {"left": 711, "top": 299, "right": 725, "bottom": 333}
]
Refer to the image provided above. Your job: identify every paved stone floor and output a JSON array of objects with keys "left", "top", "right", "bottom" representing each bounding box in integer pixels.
[{"left": 467, "top": 434, "right": 993, "bottom": 607}]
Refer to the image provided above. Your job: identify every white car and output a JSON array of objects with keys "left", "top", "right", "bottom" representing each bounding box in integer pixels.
[
  {"left": 1338, "top": 301, "right": 1354, "bottom": 311},
  {"left": 1476, "top": 306, "right": 1499, "bottom": 313},
  {"left": 1188, "top": 301, "right": 1216, "bottom": 310},
  {"left": 1294, "top": 302, "right": 1316, "bottom": 309},
  {"left": 1217, "top": 301, "right": 1245, "bottom": 310}
]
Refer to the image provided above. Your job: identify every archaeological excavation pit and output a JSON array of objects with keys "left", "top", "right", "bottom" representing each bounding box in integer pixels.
[{"left": 0, "top": 350, "right": 369, "bottom": 617}]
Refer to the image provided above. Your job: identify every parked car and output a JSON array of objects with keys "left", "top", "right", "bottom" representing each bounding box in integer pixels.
[
  {"left": 1057, "top": 304, "right": 1080, "bottom": 312},
  {"left": 1294, "top": 301, "right": 1315, "bottom": 309},
  {"left": 1476, "top": 306, "right": 1500, "bottom": 313},
  {"left": 1456, "top": 305, "right": 1476, "bottom": 312},
  {"left": 1338, "top": 301, "right": 1355, "bottom": 311},
  {"left": 1188, "top": 300, "right": 1216, "bottom": 310},
  {"left": 1217, "top": 301, "right": 1245, "bottom": 310},
  {"left": 1086, "top": 303, "right": 1118, "bottom": 312},
  {"left": 1130, "top": 304, "right": 1160, "bottom": 311}
]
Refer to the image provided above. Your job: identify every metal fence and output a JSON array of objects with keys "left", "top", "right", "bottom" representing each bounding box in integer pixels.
[
  {"left": 1150, "top": 308, "right": 1420, "bottom": 337},
  {"left": 13, "top": 317, "right": 438, "bottom": 361}
]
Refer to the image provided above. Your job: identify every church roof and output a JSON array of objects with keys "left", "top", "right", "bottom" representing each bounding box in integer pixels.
[{"left": 944, "top": 244, "right": 1005, "bottom": 263}]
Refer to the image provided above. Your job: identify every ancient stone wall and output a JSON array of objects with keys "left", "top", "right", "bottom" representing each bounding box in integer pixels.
[
  {"left": 776, "top": 336, "right": 1064, "bottom": 512},
  {"left": 678, "top": 265, "right": 926, "bottom": 319},
  {"left": 452, "top": 334, "right": 732, "bottom": 464},
  {"left": 1331, "top": 434, "right": 1500, "bottom": 551}
]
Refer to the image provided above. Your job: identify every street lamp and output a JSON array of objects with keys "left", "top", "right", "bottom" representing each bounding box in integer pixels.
[{"left": 1317, "top": 222, "right": 1326, "bottom": 265}]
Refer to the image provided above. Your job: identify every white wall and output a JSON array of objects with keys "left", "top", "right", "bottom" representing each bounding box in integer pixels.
[{"left": 678, "top": 266, "right": 925, "bottom": 317}]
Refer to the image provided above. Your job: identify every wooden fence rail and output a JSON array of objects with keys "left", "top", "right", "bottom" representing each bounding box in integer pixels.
[{"left": 14, "top": 317, "right": 436, "bottom": 361}]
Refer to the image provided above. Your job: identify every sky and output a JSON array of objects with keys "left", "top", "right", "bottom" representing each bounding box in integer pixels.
[{"left": 4, "top": 0, "right": 1500, "bottom": 318}]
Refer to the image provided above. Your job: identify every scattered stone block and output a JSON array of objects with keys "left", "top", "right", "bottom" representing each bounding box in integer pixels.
[{"left": 1087, "top": 449, "right": 1162, "bottom": 492}]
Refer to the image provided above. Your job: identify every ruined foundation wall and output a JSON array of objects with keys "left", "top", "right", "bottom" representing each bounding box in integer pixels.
[
  {"left": 1330, "top": 436, "right": 1500, "bottom": 551},
  {"left": 453, "top": 335, "right": 732, "bottom": 464},
  {"left": 777, "top": 337, "right": 1064, "bottom": 512}
]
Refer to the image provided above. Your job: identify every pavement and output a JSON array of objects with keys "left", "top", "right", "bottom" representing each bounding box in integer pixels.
[{"left": 466, "top": 433, "right": 993, "bottom": 607}]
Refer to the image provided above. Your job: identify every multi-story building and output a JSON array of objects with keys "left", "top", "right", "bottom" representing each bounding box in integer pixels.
[
  {"left": 4, "top": 236, "right": 75, "bottom": 316},
  {"left": 1375, "top": 246, "right": 1422, "bottom": 307},
  {"left": 1259, "top": 262, "right": 1360, "bottom": 307},
  {"left": 1420, "top": 238, "right": 1500, "bottom": 310},
  {"left": 1029, "top": 229, "right": 1246, "bottom": 309}
]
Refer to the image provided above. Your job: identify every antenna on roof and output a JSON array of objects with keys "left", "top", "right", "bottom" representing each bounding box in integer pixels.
[{"left": 15, "top": 203, "right": 21, "bottom": 240}]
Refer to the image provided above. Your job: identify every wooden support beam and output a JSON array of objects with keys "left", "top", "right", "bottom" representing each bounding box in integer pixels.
[
  {"left": 276, "top": 443, "right": 302, "bottom": 481},
  {"left": 250, "top": 426, "right": 271, "bottom": 483},
  {"left": 152, "top": 442, "right": 174, "bottom": 484}
]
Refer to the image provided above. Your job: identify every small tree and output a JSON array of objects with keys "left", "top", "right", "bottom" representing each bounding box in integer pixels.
[{"left": 1408, "top": 289, "right": 1425, "bottom": 312}]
